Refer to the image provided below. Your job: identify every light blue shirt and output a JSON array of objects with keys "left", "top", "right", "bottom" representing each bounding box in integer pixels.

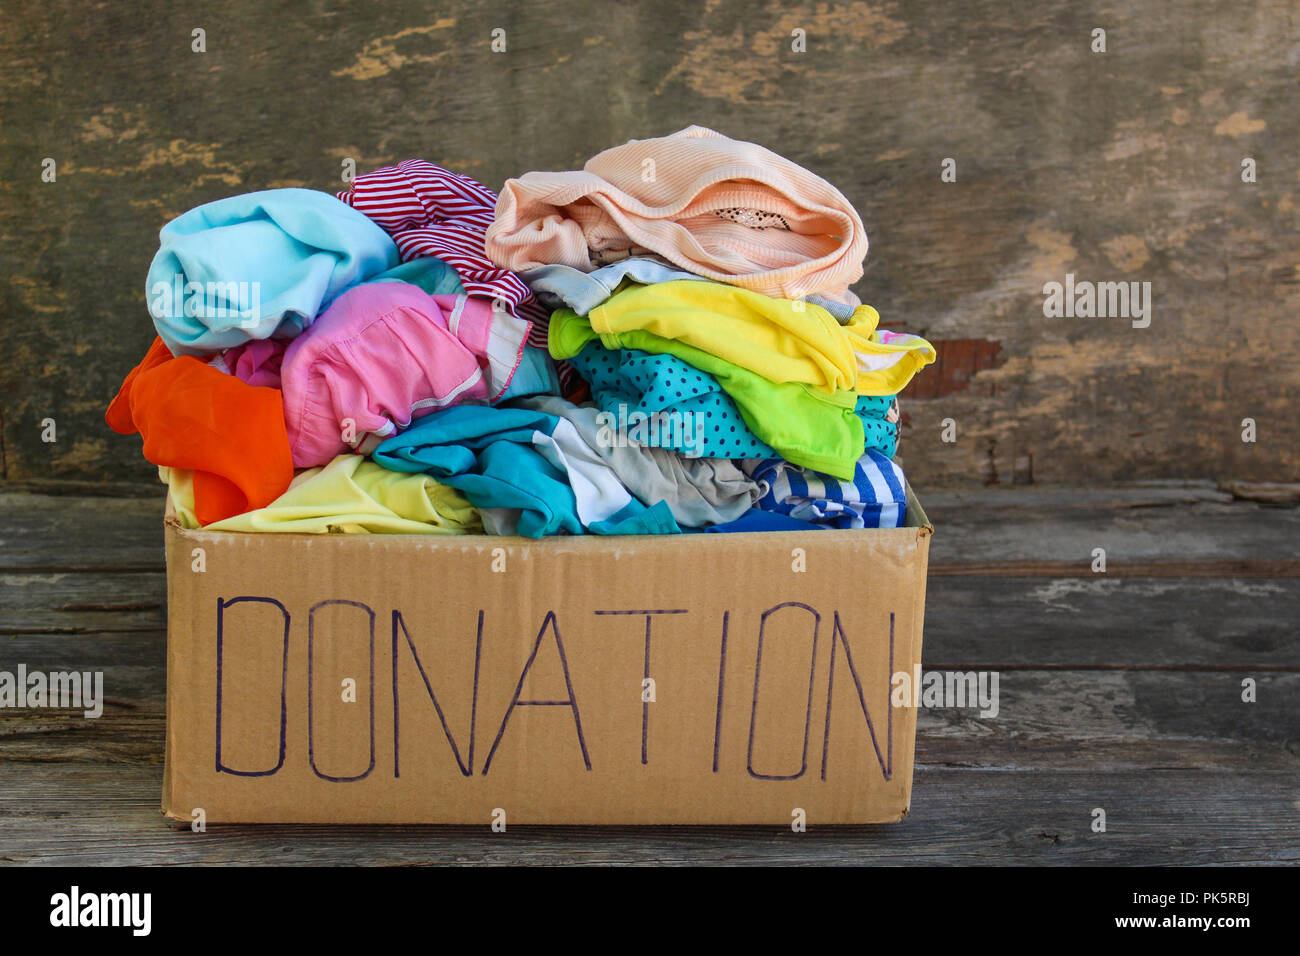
[{"left": 147, "top": 188, "right": 399, "bottom": 355}]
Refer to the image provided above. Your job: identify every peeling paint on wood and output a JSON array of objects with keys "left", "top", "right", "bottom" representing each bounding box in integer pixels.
[
  {"left": 0, "top": 0, "right": 1297, "bottom": 488},
  {"left": 905, "top": 338, "right": 1005, "bottom": 399}
]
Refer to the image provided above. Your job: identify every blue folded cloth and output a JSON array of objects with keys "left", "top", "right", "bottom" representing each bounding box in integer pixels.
[
  {"left": 704, "top": 509, "right": 826, "bottom": 533},
  {"left": 373, "top": 404, "right": 679, "bottom": 538},
  {"left": 147, "top": 188, "right": 399, "bottom": 355},
  {"left": 745, "top": 450, "right": 908, "bottom": 529}
]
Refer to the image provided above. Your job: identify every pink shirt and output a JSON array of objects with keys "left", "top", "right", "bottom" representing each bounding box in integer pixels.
[
  {"left": 280, "top": 282, "right": 530, "bottom": 468},
  {"left": 335, "top": 160, "right": 550, "bottom": 349}
]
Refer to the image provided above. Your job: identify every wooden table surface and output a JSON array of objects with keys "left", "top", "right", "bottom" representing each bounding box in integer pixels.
[{"left": 1, "top": 483, "right": 1296, "bottom": 865}]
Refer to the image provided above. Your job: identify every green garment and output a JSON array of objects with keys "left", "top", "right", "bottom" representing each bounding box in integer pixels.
[{"left": 549, "top": 309, "right": 865, "bottom": 479}]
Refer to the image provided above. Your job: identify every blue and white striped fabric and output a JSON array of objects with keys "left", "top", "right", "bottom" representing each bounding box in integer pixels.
[{"left": 745, "top": 450, "right": 908, "bottom": 529}]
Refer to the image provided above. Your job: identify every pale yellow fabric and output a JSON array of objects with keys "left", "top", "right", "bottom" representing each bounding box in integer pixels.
[
  {"left": 164, "top": 455, "right": 482, "bottom": 534},
  {"left": 586, "top": 280, "right": 935, "bottom": 396},
  {"left": 159, "top": 466, "right": 200, "bottom": 528}
]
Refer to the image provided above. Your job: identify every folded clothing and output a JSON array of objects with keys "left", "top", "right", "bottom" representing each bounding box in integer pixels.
[
  {"left": 565, "top": 341, "right": 899, "bottom": 460},
  {"left": 372, "top": 404, "right": 680, "bottom": 538},
  {"left": 522, "top": 257, "right": 860, "bottom": 321},
  {"left": 210, "top": 338, "right": 285, "bottom": 389},
  {"left": 106, "top": 337, "right": 293, "bottom": 525},
  {"left": 497, "top": 344, "right": 562, "bottom": 403},
  {"left": 486, "top": 125, "right": 869, "bottom": 302},
  {"left": 111, "top": 139, "right": 937, "bottom": 540},
  {"left": 280, "top": 282, "right": 532, "bottom": 467},
  {"left": 147, "top": 188, "right": 399, "bottom": 356},
  {"left": 586, "top": 279, "right": 935, "bottom": 396},
  {"left": 549, "top": 307, "right": 866, "bottom": 479},
  {"left": 365, "top": 255, "right": 467, "bottom": 296},
  {"left": 511, "top": 395, "right": 762, "bottom": 528},
  {"left": 186, "top": 454, "right": 481, "bottom": 534},
  {"left": 158, "top": 466, "right": 201, "bottom": 527},
  {"left": 336, "top": 160, "right": 550, "bottom": 349},
  {"left": 208, "top": 255, "right": 471, "bottom": 391},
  {"left": 743, "top": 450, "right": 908, "bottom": 530}
]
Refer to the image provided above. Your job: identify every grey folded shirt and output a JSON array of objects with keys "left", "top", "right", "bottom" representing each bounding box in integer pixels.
[{"left": 512, "top": 395, "right": 763, "bottom": 528}]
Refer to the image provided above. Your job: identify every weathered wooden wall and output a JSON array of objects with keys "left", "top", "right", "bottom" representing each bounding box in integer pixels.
[{"left": 1, "top": 0, "right": 1296, "bottom": 489}]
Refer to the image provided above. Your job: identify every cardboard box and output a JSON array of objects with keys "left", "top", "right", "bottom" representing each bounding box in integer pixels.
[{"left": 161, "top": 487, "right": 932, "bottom": 825}]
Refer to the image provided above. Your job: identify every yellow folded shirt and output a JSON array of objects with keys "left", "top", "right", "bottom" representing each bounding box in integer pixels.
[
  {"left": 159, "top": 466, "right": 200, "bottom": 528},
  {"left": 163, "top": 455, "right": 481, "bottom": 534},
  {"left": 585, "top": 279, "right": 934, "bottom": 396}
]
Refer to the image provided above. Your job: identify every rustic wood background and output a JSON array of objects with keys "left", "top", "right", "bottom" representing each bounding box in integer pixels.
[
  {"left": 1, "top": 0, "right": 1296, "bottom": 490},
  {"left": 4, "top": 484, "right": 1296, "bottom": 862}
]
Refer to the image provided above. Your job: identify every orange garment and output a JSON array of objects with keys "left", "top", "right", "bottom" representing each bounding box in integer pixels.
[{"left": 107, "top": 336, "right": 293, "bottom": 525}]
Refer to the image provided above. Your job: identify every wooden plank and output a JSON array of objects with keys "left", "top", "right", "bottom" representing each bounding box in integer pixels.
[
  {"left": 0, "top": 479, "right": 160, "bottom": 498},
  {"left": 1221, "top": 481, "right": 1300, "bottom": 505},
  {"left": 0, "top": 476, "right": 1290, "bottom": 882},
  {"left": 922, "top": 488, "right": 1300, "bottom": 566},
  {"left": 930, "top": 559, "right": 1300, "bottom": 577},
  {"left": 0, "top": 572, "right": 164, "bottom": 632},
  {"left": 0, "top": 763, "right": 1294, "bottom": 864},
  {"left": 0, "top": 493, "right": 162, "bottom": 571},
  {"left": 3, "top": 649, "right": 1294, "bottom": 772},
  {"left": 923, "top": 483, "right": 1236, "bottom": 509},
  {"left": 0, "top": 713, "right": 162, "bottom": 765},
  {"left": 4, "top": 487, "right": 1298, "bottom": 574},
  {"left": 917, "top": 670, "right": 1300, "bottom": 771},
  {"left": 3, "top": 567, "right": 1296, "bottom": 669},
  {"left": 0, "top": 632, "right": 164, "bottom": 708},
  {"left": 923, "top": 576, "right": 1300, "bottom": 668}
]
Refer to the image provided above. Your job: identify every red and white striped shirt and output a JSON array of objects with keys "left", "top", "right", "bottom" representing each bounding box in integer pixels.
[{"left": 336, "top": 160, "right": 551, "bottom": 351}]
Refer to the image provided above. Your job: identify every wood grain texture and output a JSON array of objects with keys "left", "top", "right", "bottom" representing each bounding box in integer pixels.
[
  {"left": 922, "top": 483, "right": 1300, "bottom": 565},
  {"left": 0, "top": 572, "right": 164, "bottom": 632},
  {"left": 1, "top": 488, "right": 1297, "bottom": 862},
  {"left": 0, "top": 764, "right": 1295, "bottom": 864},
  {"left": 7, "top": 481, "right": 1299, "bottom": 571},
  {"left": 0, "top": 493, "right": 162, "bottom": 570},
  {"left": 4, "top": 668, "right": 1295, "bottom": 772},
  {"left": 1, "top": 1, "right": 1297, "bottom": 489}
]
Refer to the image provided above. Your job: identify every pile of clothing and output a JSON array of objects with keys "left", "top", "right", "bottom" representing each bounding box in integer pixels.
[{"left": 107, "top": 126, "right": 935, "bottom": 537}]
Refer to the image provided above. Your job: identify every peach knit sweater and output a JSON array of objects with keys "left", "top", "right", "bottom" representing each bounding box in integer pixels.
[{"left": 485, "top": 126, "right": 868, "bottom": 303}]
